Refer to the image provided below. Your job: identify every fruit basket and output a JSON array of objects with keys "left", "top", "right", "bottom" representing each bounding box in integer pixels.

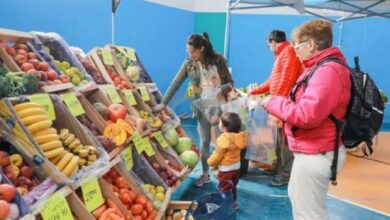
[
  {"left": 0, "top": 94, "right": 110, "bottom": 185},
  {"left": 0, "top": 28, "right": 74, "bottom": 93},
  {"left": 0, "top": 171, "right": 30, "bottom": 220},
  {"left": 87, "top": 48, "right": 133, "bottom": 90},
  {"left": 31, "top": 31, "right": 92, "bottom": 87}
]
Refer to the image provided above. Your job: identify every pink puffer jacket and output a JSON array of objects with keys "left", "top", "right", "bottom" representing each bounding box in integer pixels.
[{"left": 266, "top": 47, "right": 351, "bottom": 154}]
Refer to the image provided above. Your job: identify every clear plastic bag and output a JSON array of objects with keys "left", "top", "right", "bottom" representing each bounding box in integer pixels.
[
  {"left": 193, "top": 88, "right": 225, "bottom": 125},
  {"left": 245, "top": 106, "right": 277, "bottom": 164}
]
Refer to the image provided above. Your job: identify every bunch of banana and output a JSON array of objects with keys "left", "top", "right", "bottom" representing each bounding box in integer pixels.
[
  {"left": 14, "top": 102, "right": 79, "bottom": 177},
  {"left": 59, "top": 128, "right": 99, "bottom": 168}
]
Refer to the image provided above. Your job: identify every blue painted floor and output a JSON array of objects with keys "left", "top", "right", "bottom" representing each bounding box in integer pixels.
[{"left": 172, "top": 119, "right": 390, "bottom": 220}]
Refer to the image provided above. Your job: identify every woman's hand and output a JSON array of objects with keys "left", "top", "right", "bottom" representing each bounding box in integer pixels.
[{"left": 261, "top": 95, "right": 272, "bottom": 109}]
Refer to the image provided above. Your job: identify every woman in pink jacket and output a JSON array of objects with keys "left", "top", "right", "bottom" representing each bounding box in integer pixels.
[{"left": 262, "top": 19, "right": 351, "bottom": 220}]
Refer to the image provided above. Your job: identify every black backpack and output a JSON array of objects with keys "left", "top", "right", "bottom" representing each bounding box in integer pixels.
[{"left": 290, "top": 56, "right": 385, "bottom": 185}]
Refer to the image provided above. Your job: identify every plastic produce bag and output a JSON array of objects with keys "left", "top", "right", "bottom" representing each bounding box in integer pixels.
[
  {"left": 130, "top": 147, "right": 168, "bottom": 188},
  {"left": 186, "top": 180, "right": 236, "bottom": 220},
  {"left": 193, "top": 88, "right": 225, "bottom": 125},
  {"left": 245, "top": 106, "right": 277, "bottom": 164},
  {"left": 220, "top": 95, "right": 251, "bottom": 128}
]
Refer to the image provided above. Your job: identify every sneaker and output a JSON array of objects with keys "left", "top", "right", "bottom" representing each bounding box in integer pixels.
[
  {"left": 234, "top": 202, "right": 238, "bottom": 210},
  {"left": 194, "top": 174, "right": 211, "bottom": 187},
  {"left": 270, "top": 175, "right": 289, "bottom": 187}
]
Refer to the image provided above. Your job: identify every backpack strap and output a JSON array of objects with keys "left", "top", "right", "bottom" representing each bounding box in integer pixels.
[{"left": 328, "top": 114, "right": 345, "bottom": 186}]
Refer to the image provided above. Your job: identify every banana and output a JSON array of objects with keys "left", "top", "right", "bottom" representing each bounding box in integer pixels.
[
  {"left": 68, "top": 138, "right": 80, "bottom": 150},
  {"left": 63, "top": 133, "right": 75, "bottom": 146},
  {"left": 40, "top": 140, "right": 63, "bottom": 152},
  {"left": 33, "top": 128, "right": 57, "bottom": 136},
  {"left": 68, "top": 164, "right": 79, "bottom": 177},
  {"left": 14, "top": 102, "right": 43, "bottom": 112},
  {"left": 72, "top": 144, "right": 83, "bottom": 154},
  {"left": 56, "top": 152, "right": 74, "bottom": 172},
  {"left": 21, "top": 114, "right": 50, "bottom": 126},
  {"left": 60, "top": 129, "right": 70, "bottom": 140},
  {"left": 51, "top": 150, "right": 67, "bottom": 164},
  {"left": 78, "top": 158, "right": 87, "bottom": 167},
  {"left": 26, "top": 120, "right": 53, "bottom": 134},
  {"left": 62, "top": 156, "right": 79, "bottom": 177},
  {"left": 78, "top": 149, "right": 89, "bottom": 158},
  {"left": 86, "top": 145, "right": 97, "bottom": 155},
  {"left": 17, "top": 108, "right": 47, "bottom": 118},
  {"left": 34, "top": 134, "right": 60, "bottom": 145},
  {"left": 87, "top": 154, "right": 97, "bottom": 162},
  {"left": 44, "top": 147, "right": 64, "bottom": 159}
]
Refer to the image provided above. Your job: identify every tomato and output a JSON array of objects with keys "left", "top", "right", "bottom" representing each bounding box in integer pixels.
[
  {"left": 46, "top": 70, "right": 58, "bottom": 81},
  {"left": 119, "top": 193, "right": 132, "bottom": 205},
  {"left": 131, "top": 204, "right": 143, "bottom": 215},
  {"left": 115, "top": 177, "right": 128, "bottom": 189},
  {"left": 107, "top": 168, "right": 117, "bottom": 179},
  {"left": 135, "top": 195, "right": 147, "bottom": 207},
  {"left": 108, "top": 104, "right": 127, "bottom": 122}
]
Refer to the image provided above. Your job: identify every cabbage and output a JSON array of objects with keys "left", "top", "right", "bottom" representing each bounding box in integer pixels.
[
  {"left": 179, "top": 150, "right": 199, "bottom": 168},
  {"left": 164, "top": 128, "right": 180, "bottom": 146},
  {"left": 174, "top": 137, "right": 192, "bottom": 154}
]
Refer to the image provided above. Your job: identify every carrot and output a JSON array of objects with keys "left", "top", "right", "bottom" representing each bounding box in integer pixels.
[
  {"left": 106, "top": 199, "right": 124, "bottom": 218},
  {"left": 92, "top": 204, "right": 107, "bottom": 219},
  {"left": 98, "top": 208, "right": 116, "bottom": 220}
]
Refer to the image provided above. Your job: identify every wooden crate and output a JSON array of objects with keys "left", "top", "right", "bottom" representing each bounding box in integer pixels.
[
  {"left": 32, "top": 186, "right": 95, "bottom": 220},
  {"left": 0, "top": 28, "right": 74, "bottom": 93},
  {"left": 164, "top": 201, "right": 197, "bottom": 220},
  {"left": 1, "top": 95, "right": 110, "bottom": 185}
]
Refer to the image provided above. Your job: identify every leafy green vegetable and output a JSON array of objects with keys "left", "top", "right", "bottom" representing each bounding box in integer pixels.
[{"left": 0, "top": 76, "right": 13, "bottom": 98}]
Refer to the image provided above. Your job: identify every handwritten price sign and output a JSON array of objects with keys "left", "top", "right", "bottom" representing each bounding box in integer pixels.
[
  {"left": 123, "top": 89, "right": 137, "bottom": 106},
  {"left": 104, "top": 86, "right": 122, "bottom": 104},
  {"left": 153, "top": 131, "right": 169, "bottom": 148},
  {"left": 81, "top": 178, "right": 104, "bottom": 212},
  {"left": 29, "top": 94, "right": 56, "bottom": 120},
  {"left": 122, "top": 146, "right": 133, "bottom": 170},
  {"left": 40, "top": 193, "right": 73, "bottom": 220},
  {"left": 139, "top": 86, "right": 150, "bottom": 101},
  {"left": 142, "top": 138, "right": 155, "bottom": 157},
  {"left": 60, "top": 92, "right": 85, "bottom": 116},
  {"left": 101, "top": 48, "right": 114, "bottom": 66},
  {"left": 132, "top": 131, "right": 144, "bottom": 154}
]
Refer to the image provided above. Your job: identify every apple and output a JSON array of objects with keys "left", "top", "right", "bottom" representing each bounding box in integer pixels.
[
  {"left": 16, "top": 176, "right": 31, "bottom": 188},
  {"left": 19, "top": 166, "right": 33, "bottom": 179},
  {"left": 9, "top": 154, "right": 23, "bottom": 168},
  {"left": 108, "top": 104, "right": 127, "bottom": 122},
  {"left": 0, "top": 200, "right": 10, "bottom": 220},
  {"left": 0, "top": 151, "right": 10, "bottom": 167},
  {"left": 0, "top": 184, "right": 16, "bottom": 202},
  {"left": 4, "top": 165, "right": 20, "bottom": 177},
  {"left": 16, "top": 187, "right": 28, "bottom": 196}
]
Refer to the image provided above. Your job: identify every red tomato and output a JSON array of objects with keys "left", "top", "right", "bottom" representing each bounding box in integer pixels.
[
  {"left": 119, "top": 193, "right": 132, "bottom": 205},
  {"left": 135, "top": 195, "right": 147, "bottom": 207},
  {"left": 108, "top": 104, "right": 127, "bottom": 122},
  {"left": 115, "top": 177, "right": 127, "bottom": 189}
]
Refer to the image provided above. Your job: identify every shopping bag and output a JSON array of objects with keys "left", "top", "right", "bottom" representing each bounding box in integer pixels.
[
  {"left": 193, "top": 88, "right": 225, "bottom": 125},
  {"left": 186, "top": 181, "right": 236, "bottom": 220},
  {"left": 245, "top": 106, "right": 277, "bottom": 164}
]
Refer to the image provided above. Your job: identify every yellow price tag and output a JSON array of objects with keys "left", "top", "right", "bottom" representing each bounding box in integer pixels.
[
  {"left": 132, "top": 131, "right": 144, "bottom": 154},
  {"left": 60, "top": 92, "right": 85, "bottom": 116},
  {"left": 29, "top": 94, "right": 56, "bottom": 120},
  {"left": 101, "top": 48, "right": 114, "bottom": 66},
  {"left": 122, "top": 146, "right": 133, "bottom": 170},
  {"left": 142, "top": 138, "right": 155, "bottom": 157},
  {"left": 40, "top": 193, "right": 73, "bottom": 220},
  {"left": 104, "top": 86, "right": 122, "bottom": 104},
  {"left": 139, "top": 87, "right": 150, "bottom": 101},
  {"left": 117, "top": 46, "right": 128, "bottom": 57},
  {"left": 81, "top": 178, "right": 104, "bottom": 212},
  {"left": 123, "top": 89, "right": 137, "bottom": 106},
  {"left": 154, "top": 131, "right": 169, "bottom": 148},
  {"left": 126, "top": 48, "right": 137, "bottom": 61}
]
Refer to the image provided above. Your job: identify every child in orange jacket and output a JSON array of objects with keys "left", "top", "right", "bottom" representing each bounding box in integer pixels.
[{"left": 207, "top": 112, "right": 248, "bottom": 209}]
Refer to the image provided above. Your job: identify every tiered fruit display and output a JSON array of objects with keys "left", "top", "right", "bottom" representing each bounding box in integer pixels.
[
  {"left": 0, "top": 182, "right": 22, "bottom": 220},
  {"left": 102, "top": 168, "right": 157, "bottom": 220},
  {"left": 141, "top": 183, "right": 166, "bottom": 210},
  {"left": 106, "top": 67, "right": 132, "bottom": 90},
  {"left": 165, "top": 208, "right": 194, "bottom": 220},
  {"left": 0, "top": 150, "right": 38, "bottom": 196},
  {"left": 3, "top": 43, "right": 65, "bottom": 86},
  {"left": 139, "top": 111, "right": 163, "bottom": 130},
  {"left": 59, "top": 128, "right": 99, "bottom": 168},
  {"left": 53, "top": 60, "right": 88, "bottom": 86},
  {"left": 149, "top": 162, "right": 178, "bottom": 187}
]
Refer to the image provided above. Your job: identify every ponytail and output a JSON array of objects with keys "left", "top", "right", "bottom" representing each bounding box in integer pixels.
[{"left": 187, "top": 32, "right": 218, "bottom": 69}]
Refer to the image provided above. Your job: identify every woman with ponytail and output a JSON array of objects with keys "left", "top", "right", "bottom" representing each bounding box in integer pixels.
[{"left": 161, "top": 32, "right": 234, "bottom": 187}]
